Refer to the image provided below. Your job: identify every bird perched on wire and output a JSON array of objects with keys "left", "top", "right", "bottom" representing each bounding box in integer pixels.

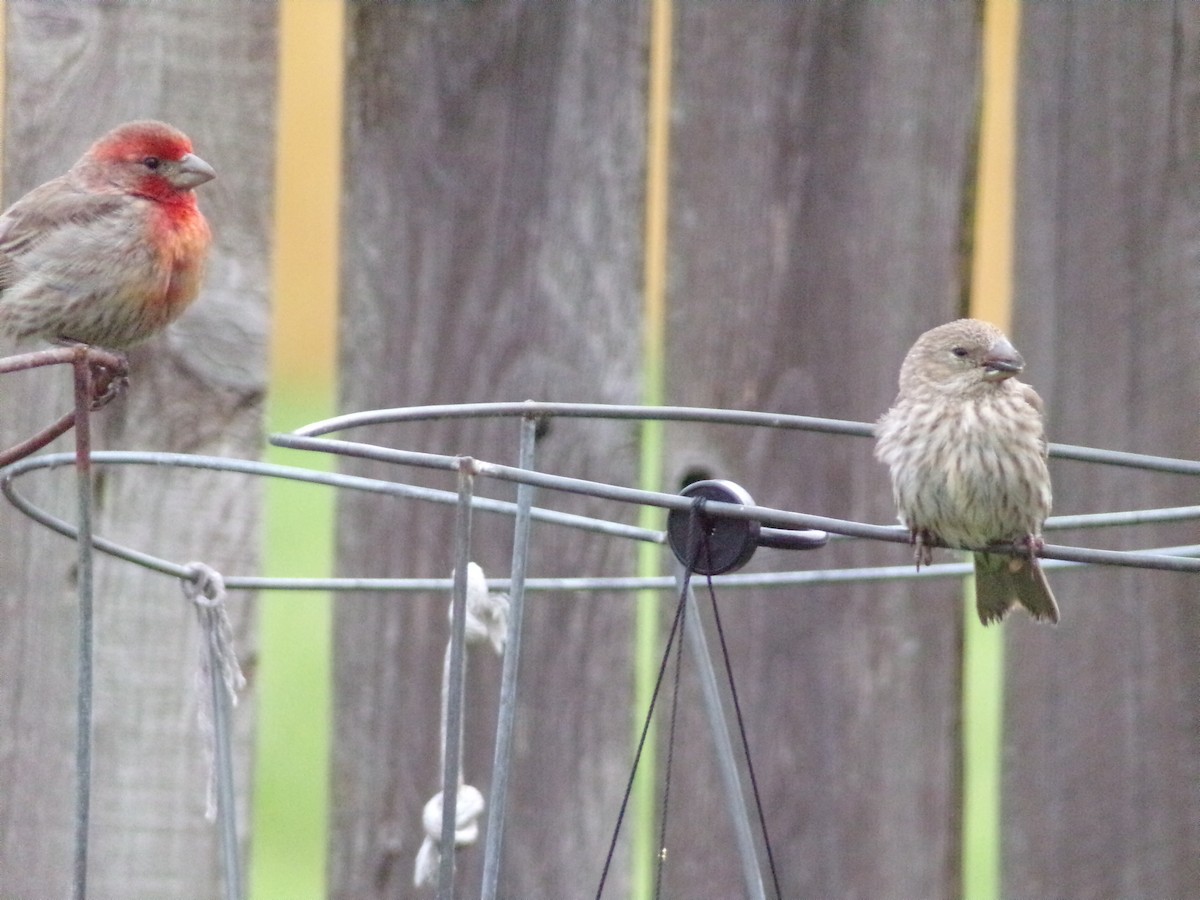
[
  {"left": 0, "top": 120, "right": 214, "bottom": 350},
  {"left": 875, "top": 318, "right": 1059, "bottom": 625}
]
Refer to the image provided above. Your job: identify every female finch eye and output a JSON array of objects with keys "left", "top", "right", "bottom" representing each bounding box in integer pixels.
[{"left": 951, "top": 347, "right": 969, "bottom": 358}]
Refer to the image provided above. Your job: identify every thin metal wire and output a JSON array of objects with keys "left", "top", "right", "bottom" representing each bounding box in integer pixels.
[
  {"left": 71, "top": 358, "right": 95, "bottom": 900},
  {"left": 700, "top": 568, "right": 784, "bottom": 899},
  {"left": 0, "top": 451, "right": 660, "bottom": 584},
  {"left": 481, "top": 416, "right": 538, "bottom": 900},
  {"left": 655, "top": 572, "right": 687, "bottom": 900},
  {"left": 0, "top": 346, "right": 127, "bottom": 468},
  {"left": 289, "top": 401, "right": 875, "bottom": 441},
  {"left": 2, "top": 431, "right": 1199, "bottom": 595},
  {"left": 675, "top": 563, "right": 767, "bottom": 900},
  {"left": 274, "top": 439, "right": 1200, "bottom": 573},
  {"left": 5, "top": 403, "right": 1194, "bottom": 597},
  {"left": 595, "top": 559, "right": 694, "bottom": 899},
  {"left": 286, "top": 399, "right": 1200, "bottom": 475},
  {"left": 438, "top": 462, "right": 476, "bottom": 900}
]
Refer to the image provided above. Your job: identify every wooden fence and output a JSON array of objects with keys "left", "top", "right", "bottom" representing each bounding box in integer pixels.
[{"left": 0, "top": 3, "right": 1196, "bottom": 898}]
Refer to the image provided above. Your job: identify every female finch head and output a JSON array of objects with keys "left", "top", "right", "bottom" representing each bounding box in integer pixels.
[{"left": 898, "top": 318, "right": 1026, "bottom": 398}]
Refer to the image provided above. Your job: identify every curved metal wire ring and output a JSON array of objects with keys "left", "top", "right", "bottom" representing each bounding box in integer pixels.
[
  {"left": 0, "top": 449, "right": 669, "bottom": 591},
  {"left": 285, "top": 399, "right": 1200, "bottom": 476},
  {"left": 0, "top": 447, "right": 925, "bottom": 590},
  {"left": 1, "top": 401, "right": 1199, "bottom": 590},
  {"left": 271, "top": 400, "right": 1200, "bottom": 573}
]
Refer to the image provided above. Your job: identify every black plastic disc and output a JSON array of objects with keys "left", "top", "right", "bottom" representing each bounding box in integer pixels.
[{"left": 666, "top": 480, "right": 761, "bottom": 576}]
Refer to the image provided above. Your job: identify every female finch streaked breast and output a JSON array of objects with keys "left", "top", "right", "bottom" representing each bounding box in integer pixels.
[
  {"left": 0, "top": 120, "right": 214, "bottom": 350},
  {"left": 875, "top": 318, "right": 1059, "bottom": 625}
]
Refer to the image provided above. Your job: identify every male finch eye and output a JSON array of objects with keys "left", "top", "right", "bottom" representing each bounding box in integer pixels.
[{"left": 143, "top": 156, "right": 161, "bottom": 170}]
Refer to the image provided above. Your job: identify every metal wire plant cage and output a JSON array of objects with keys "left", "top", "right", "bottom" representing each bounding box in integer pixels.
[{"left": 4, "top": 390, "right": 1200, "bottom": 900}]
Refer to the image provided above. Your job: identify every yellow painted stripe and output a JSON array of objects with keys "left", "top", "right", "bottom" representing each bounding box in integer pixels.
[
  {"left": 253, "top": 2, "right": 343, "bottom": 899},
  {"left": 633, "top": 0, "right": 674, "bottom": 896},
  {"left": 970, "top": 0, "right": 1019, "bottom": 334},
  {"left": 964, "top": 2, "right": 1020, "bottom": 898},
  {"left": 267, "top": 0, "right": 343, "bottom": 388}
]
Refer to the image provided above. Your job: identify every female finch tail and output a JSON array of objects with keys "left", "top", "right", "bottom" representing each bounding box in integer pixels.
[{"left": 973, "top": 552, "right": 1059, "bottom": 625}]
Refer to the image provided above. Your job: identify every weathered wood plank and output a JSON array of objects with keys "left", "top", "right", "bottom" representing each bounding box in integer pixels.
[
  {"left": 334, "top": 3, "right": 648, "bottom": 897},
  {"left": 660, "top": 3, "right": 979, "bottom": 897},
  {"left": 0, "top": 2, "right": 274, "bottom": 896},
  {"left": 1008, "top": 4, "right": 1200, "bottom": 896}
]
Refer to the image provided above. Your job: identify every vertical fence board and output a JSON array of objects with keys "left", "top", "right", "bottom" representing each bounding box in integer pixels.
[
  {"left": 659, "top": 4, "right": 979, "bottom": 897},
  {"left": 0, "top": 2, "right": 274, "bottom": 896},
  {"left": 1008, "top": 5, "right": 1200, "bottom": 897},
  {"left": 333, "top": 4, "right": 648, "bottom": 897}
]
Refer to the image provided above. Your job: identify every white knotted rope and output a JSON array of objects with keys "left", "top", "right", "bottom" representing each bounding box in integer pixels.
[
  {"left": 414, "top": 562, "right": 509, "bottom": 888},
  {"left": 182, "top": 562, "right": 245, "bottom": 822}
]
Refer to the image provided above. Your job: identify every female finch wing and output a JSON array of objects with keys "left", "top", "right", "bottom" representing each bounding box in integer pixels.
[{"left": 1019, "top": 382, "right": 1044, "bottom": 415}]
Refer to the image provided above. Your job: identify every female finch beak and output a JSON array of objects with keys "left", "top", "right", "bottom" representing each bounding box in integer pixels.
[
  {"left": 982, "top": 338, "right": 1024, "bottom": 381},
  {"left": 173, "top": 153, "right": 216, "bottom": 189}
]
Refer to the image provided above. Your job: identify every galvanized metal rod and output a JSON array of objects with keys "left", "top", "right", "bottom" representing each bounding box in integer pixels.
[
  {"left": 438, "top": 462, "right": 476, "bottom": 899},
  {"left": 72, "top": 356, "right": 94, "bottom": 900},
  {"left": 6, "top": 450, "right": 1200, "bottom": 585},
  {"left": 287, "top": 401, "right": 874, "bottom": 442},
  {"left": 284, "top": 399, "right": 1200, "bottom": 476},
  {"left": 481, "top": 415, "right": 538, "bottom": 899},
  {"left": 0, "top": 451, "right": 661, "bottom": 579},
  {"left": 264, "top": 436, "right": 1200, "bottom": 573},
  {"left": 676, "top": 564, "right": 768, "bottom": 900},
  {"left": 144, "top": 545, "right": 1200, "bottom": 595},
  {"left": 4, "top": 448, "right": 1200, "bottom": 589}
]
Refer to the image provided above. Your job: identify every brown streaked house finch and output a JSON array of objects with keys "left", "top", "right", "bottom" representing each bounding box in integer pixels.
[
  {"left": 875, "top": 318, "right": 1059, "bottom": 625},
  {"left": 0, "top": 120, "right": 214, "bottom": 350}
]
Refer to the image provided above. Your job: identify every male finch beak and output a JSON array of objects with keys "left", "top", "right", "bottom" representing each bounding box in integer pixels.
[
  {"left": 982, "top": 337, "right": 1024, "bottom": 381},
  {"left": 173, "top": 153, "right": 216, "bottom": 190}
]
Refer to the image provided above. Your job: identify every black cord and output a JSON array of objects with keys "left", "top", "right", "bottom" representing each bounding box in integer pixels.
[
  {"left": 594, "top": 562, "right": 693, "bottom": 899},
  {"left": 598, "top": 500, "right": 786, "bottom": 899},
  {"left": 702, "top": 573, "right": 784, "bottom": 898}
]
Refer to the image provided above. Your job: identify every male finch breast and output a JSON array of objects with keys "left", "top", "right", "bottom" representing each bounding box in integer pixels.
[
  {"left": 0, "top": 119, "right": 214, "bottom": 350},
  {"left": 875, "top": 318, "right": 1059, "bottom": 625}
]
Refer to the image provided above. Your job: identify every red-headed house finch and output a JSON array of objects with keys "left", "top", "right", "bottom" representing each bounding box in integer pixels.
[
  {"left": 875, "top": 319, "right": 1059, "bottom": 625},
  {"left": 0, "top": 120, "right": 214, "bottom": 349}
]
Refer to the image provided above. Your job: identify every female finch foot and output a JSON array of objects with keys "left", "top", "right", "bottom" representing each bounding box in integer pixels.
[{"left": 911, "top": 528, "right": 935, "bottom": 569}]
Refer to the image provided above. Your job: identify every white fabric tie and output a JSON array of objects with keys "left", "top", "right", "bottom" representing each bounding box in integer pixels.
[{"left": 414, "top": 563, "right": 509, "bottom": 887}]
